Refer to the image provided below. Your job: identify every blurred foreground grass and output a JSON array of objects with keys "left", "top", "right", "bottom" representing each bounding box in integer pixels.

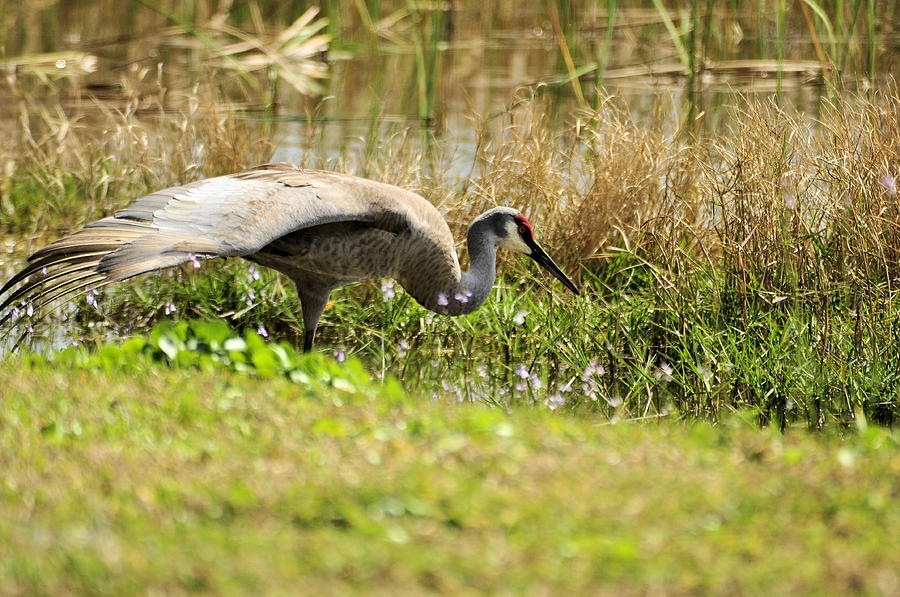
[{"left": 0, "top": 329, "right": 898, "bottom": 595}]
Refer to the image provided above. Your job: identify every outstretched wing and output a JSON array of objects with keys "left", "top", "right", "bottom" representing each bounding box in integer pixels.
[{"left": 0, "top": 163, "right": 435, "bottom": 321}]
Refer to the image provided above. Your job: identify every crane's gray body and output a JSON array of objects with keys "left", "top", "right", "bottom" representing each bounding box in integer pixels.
[{"left": 2, "top": 163, "right": 577, "bottom": 350}]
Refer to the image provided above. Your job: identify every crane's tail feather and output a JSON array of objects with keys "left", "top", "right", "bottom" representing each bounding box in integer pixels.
[
  {"left": 0, "top": 219, "right": 222, "bottom": 327},
  {"left": 0, "top": 271, "right": 106, "bottom": 329},
  {"left": 0, "top": 256, "right": 106, "bottom": 317}
]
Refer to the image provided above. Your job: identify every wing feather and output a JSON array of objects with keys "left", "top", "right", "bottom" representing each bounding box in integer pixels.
[{"left": 1, "top": 163, "right": 442, "bottom": 323}]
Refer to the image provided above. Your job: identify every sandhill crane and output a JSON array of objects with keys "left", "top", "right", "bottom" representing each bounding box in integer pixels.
[{"left": 1, "top": 163, "right": 578, "bottom": 351}]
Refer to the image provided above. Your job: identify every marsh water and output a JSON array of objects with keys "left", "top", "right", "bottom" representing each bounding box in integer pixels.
[
  {"left": 4, "top": 1, "right": 896, "bottom": 147},
  {"left": 1, "top": 0, "right": 898, "bottom": 348}
]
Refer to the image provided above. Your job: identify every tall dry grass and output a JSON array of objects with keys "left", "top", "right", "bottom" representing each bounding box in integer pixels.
[
  {"left": 0, "top": 68, "right": 273, "bottom": 243},
  {"left": 3, "top": 73, "right": 900, "bottom": 425},
  {"left": 435, "top": 87, "right": 900, "bottom": 303},
  {"left": 4, "top": 73, "right": 900, "bottom": 303}
]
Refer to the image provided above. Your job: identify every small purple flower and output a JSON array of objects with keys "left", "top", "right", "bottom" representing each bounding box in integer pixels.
[
  {"left": 582, "top": 362, "right": 603, "bottom": 399},
  {"left": 515, "top": 363, "right": 529, "bottom": 379},
  {"left": 515, "top": 381, "right": 528, "bottom": 392},
  {"left": 453, "top": 290, "right": 472, "bottom": 304},
  {"left": 24, "top": 323, "right": 34, "bottom": 334},
  {"left": 41, "top": 266, "right": 48, "bottom": 276},
  {"left": 653, "top": 361, "right": 674, "bottom": 381},
  {"left": 245, "top": 288, "right": 256, "bottom": 304},
  {"left": 440, "top": 381, "right": 464, "bottom": 402},
  {"left": 397, "top": 339, "right": 410, "bottom": 357},
  {"left": 582, "top": 361, "right": 604, "bottom": 381},
  {"left": 546, "top": 394, "right": 566, "bottom": 410},
  {"left": 85, "top": 288, "right": 98, "bottom": 307},
  {"left": 513, "top": 310, "right": 529, "bottom": 325},
  {"left": 437, "top": 293, "right": 448, "bottom": 306},
  {"left": 248, "top": 264, "right": 260, "bottom": 281},
  {"left": 334, "top": 349, "right": 346, "bottom": 362},
  {"left": 164, "top": 302, "right": 177, "bottom": 315},
  {"left": 425, "top": 313, "right": 435, "bottom": 325},
  {"left": 381, "top": 280, "right": 395, "bottom": 301},
  {"left": 529, "top": 373, "right": 542, "bottom": 390},
  {"left": 188, "top": 253, "right": 201, "bottom": 269},
  {"left": 880, "top": 174, "right": 897, "bottom": 198},
  {"left": 257, "top": 324, "right": 268, "bottom": 338}
]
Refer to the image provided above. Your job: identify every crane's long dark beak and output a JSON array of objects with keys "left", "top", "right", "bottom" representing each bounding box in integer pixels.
[{"left": 527, "top": 241, "right": 579, "bottom": 295}]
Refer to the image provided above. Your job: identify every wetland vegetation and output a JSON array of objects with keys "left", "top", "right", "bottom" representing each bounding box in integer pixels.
[{"left": 1, "top": 0, "right": 899, "bottom": 593}]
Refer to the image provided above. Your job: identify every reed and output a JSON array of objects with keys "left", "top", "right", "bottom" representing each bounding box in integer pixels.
[
  {"left": 866, "top": 0, "right": 877, "bottom": 87},
  {"left": 776, "top": 0, "right": 786, "bottom": 100},
  {"left": 595, "top": 0, "right": 617, "bottom": 89},
  {"left": 5, "top": 68, "right": 899, "bottom": 426},
  {"left": 1, "top": 1, "right": 899, "bottom": 426},
  {"left": 0, "top": 73, "right": 273, "bottom": 241},
  {"left": 547, "top": 0, "right": 587, "bottom": 107}
]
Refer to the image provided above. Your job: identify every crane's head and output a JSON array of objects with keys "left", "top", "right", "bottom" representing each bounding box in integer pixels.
[{"left": 484, "top": 208, "right": 579, "bottom": 295}]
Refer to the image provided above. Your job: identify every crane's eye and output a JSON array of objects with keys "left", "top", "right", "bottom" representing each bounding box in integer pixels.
[{"left": 514, "top": 214, "right": 534, "bottom": 239}]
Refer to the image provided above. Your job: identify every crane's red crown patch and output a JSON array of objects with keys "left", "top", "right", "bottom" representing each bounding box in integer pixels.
[{"left": 514, "top": 214, "right": 533, "bottom": 239}]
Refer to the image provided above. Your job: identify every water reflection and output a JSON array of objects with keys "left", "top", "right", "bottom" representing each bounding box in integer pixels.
[{"left": 4, "top": 0, "right": 890, "bottom": 144}]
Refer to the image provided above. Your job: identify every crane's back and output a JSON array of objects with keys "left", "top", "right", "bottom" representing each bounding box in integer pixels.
[
  {"left": 0, "top": 163, "right": 464, "bottom": 335},
  {"left": 247, "top": 165, "right": 459, "bottom": 277}
]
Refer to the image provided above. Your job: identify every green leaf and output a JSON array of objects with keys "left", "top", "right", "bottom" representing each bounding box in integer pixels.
[{"left": 157, "top": 335, "right": 180, "bottom": 361}]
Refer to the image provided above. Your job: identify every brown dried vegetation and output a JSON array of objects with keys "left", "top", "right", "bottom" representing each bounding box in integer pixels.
[
  {"left": 446, "top": 88, "right": 900, "bottom": 305},
  {"left": 3, "top": 72, "right": 900, "bottom": 426},
  {"left": 5, "top": 73, "right": 900, "bottom": 305}
]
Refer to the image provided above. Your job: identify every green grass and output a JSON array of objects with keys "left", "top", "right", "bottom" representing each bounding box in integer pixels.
[
  {"left": 33, "top": 251, "right": 897, "bottom": 429},
  {"left": 1, "top": 337, "right": 898, "bottom": 595},
  {"left": 1, "top": 5, "right": 898, "bottom": 593},
  {"left": 1, "top": 171, "right": 125, "bottom": 237},
  {"left": 4, "top": 75, "right": 900, "bottom": 432}
]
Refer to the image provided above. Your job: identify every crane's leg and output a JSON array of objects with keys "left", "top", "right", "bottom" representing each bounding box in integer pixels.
[
  {"left": 303, "top": 328, "right": 316, "bottom": 353},
  {"left": 296, "top": 283, "right": 331, "bottom": 353}
]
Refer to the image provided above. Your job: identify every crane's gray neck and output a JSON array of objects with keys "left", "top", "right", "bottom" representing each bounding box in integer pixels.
[
  {"left": 447, "top": 223, "right": 497, "bottom": 315},
  {"left": 405, "top": 218, "right": 497, "bottom": 316}
]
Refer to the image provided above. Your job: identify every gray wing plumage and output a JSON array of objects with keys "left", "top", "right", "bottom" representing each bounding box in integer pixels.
[{"left": 0, "top": 163, "right": 439, "bottom": 320}]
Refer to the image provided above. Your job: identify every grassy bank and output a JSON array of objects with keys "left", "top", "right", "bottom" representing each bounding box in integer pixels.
[
  {"left": 1, "top": 343, "right": 898, "bottom": 595},
  {"left": 42, "top": 253, "right": 898, "bottom": 429},
  {"left": 2, "top": 4, "right": 898, "bottom": 594},
  {"left": 4, "top": 85, "right": 900, "bottom": 426}
]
